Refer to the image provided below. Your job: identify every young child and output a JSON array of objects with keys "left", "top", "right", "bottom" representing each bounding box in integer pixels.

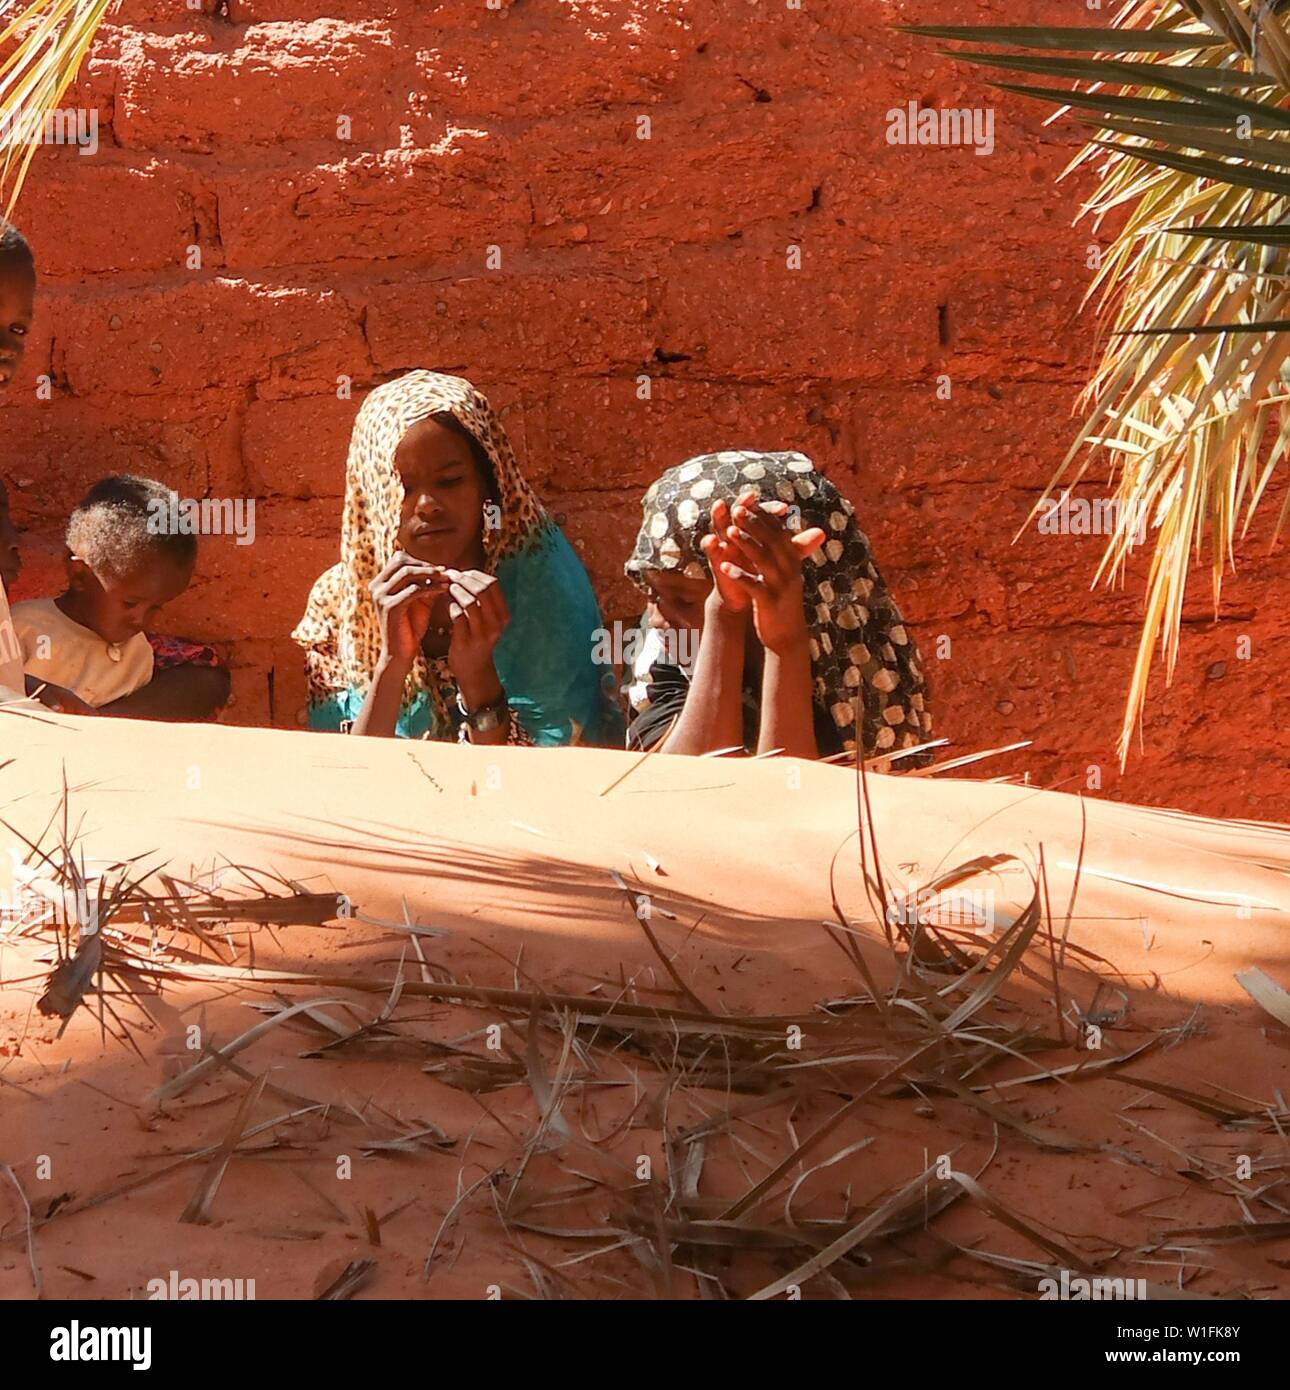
[
  {"left": 0, "top": 222, "right": 36, "bottom": 701},
  {"left": 12, "top": 474, "right": 228, "bottom": 719}
]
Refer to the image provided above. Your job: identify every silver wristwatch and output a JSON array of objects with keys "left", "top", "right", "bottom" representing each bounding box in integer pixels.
[{"left": 457, "top": 690, "right": 508, "bottom": 736}]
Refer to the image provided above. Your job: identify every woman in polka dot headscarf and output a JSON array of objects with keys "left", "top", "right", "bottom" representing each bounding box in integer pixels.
[{"left": 623, "top": 450, "right": 931, "bottom": 762}]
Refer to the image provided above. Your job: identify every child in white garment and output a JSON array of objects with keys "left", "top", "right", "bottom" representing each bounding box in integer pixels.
[{"left": 12, "top": 476, "right": 197, "bottom": 710}]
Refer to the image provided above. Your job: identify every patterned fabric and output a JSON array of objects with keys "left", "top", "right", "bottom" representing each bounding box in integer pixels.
[
  {"left": 292, "top": 370, "right": 619, "bottom": 745},
  {"left": 147, "top": 633, "right": 224, "bottom": 672},
  {"left": 625, "top": 449, "right": 931, "bottom": 759}
]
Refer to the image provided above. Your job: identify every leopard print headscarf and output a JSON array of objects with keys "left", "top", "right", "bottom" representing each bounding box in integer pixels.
[
  {"left": 293, "top": 371, "right": 546, "bottom": 726},
  {"left": 626, "top": 450, "right": 931, "bottom": 758}
]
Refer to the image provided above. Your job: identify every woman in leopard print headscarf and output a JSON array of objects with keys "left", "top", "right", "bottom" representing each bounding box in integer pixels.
[
  {"left": 293, "top": 371, "right": 618, "bottom": 745},
  {"left": 624, "top": 450, "right": 931, "bottom": 762}
]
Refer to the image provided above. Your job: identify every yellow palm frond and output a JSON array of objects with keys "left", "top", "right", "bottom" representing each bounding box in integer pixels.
[{"left": 0, "top": 0, "right": 112, "bottom": 216}]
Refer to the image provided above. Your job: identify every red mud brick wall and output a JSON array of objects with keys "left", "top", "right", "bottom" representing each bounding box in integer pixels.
[{"left": 2, "top": 0, "right": 1286, "bottom": 818}]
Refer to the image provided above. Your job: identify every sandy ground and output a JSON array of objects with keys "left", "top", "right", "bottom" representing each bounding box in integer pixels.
[{"left": 3, "top": 703, "right": 1290, "bottom": 1300}]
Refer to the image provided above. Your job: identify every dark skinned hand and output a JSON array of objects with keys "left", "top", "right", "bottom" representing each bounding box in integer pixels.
[
  {"left": 368, "top": 551, "right": 447, "bottom": 666},
  {"left": 700, "top": 497, "right": 752, "bottom": 614},
  {"left": 712, "top": 490, "right": 825, "bottom": 654},
  {"left": 25, "top": 676, "right": 96, "bottom": 715},
  {"left": 441, "top": 567, "right": 510, "bottom": 698}
]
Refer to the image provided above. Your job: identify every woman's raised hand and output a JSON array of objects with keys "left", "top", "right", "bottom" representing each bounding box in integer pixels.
[
  {"left": 369, "top": 551, "right": 446, "bottom": 666},
  {"left": 441, "top": 568, "right": 510, "bottom": 703},
  {"left": 700, "top": 497, "right": 752, "bottom": 615},
  {"left": 714, "top": 491, "right": 825, "bottom": 655}
]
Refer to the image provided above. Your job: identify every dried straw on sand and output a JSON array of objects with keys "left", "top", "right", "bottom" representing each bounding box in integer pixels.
[{"left": 2, "top": 705, "right": 1290, "bottom": 1300}]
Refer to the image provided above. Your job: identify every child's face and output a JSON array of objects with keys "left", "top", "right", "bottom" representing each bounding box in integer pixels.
[
  {"left": 0, "top": 483, "right": 19, "bottom": 588},
  {"left": 66, "top": 553, "right": 194, "bottom": 644},
  {"left": 394, "top": 418, "right": 491, "bottom": 569},
  {"left": 644, "top": 568, "right": 712, "bottom": 635},
  {"left": 0, "top": 254, "right": 35, "bottom": 387}
]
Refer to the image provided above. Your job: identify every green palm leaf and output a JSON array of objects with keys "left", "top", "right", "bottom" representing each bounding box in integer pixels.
[
  {"left": 1172, "top": 223, "right": 1290, "bottom": 242},
  {"left": 897, "top": 24, "right": 1226, "bottom": 53},
  {"left": 935, "top": 48, "right": 1277, "bottom": 90},
  {"left": 995, "top": 82, "right": 1280, "bottom": 129},
  {"left": 1085, "top": 138, "right": 1290, "bottom": 194},
  {"left": 1078, "top": 115, "right": 1290, "bottom": 165},
  {"left": 910, "top": 0, "right": 1290, "bottom": 765}
]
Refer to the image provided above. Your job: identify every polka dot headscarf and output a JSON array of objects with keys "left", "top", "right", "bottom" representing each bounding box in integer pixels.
[{"left": 625, "top": 450, "right": 932, "bottom": 758}]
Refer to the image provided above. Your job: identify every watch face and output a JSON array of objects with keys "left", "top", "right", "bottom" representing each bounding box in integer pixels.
[{"left": 471, "top": 705, "right": 503, "bottom": 733}]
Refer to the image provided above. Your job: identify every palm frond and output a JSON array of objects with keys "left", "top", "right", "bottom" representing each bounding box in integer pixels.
[
  {"left": 909, "top": 0, "right": 1290, "bottom": 765},
  {"left": 0, "top": 0, "right": 113, "bottom": 217}
]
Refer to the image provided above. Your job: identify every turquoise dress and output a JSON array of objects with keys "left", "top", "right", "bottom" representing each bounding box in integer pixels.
[{"left": 307, "top": 526, "right": 622, "bottom": 746}]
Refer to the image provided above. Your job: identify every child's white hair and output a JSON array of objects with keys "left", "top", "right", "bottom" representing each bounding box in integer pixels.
[{"left": 66, "top": 475, "right": 196, "bottom": 578}]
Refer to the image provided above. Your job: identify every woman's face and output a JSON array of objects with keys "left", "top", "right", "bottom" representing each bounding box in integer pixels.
[
  {"left": 643, "top": 568, "right": 712, "bottom": 634},
  {"left": 395, "top": 417, "right": 491, "bottom": 569}
]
